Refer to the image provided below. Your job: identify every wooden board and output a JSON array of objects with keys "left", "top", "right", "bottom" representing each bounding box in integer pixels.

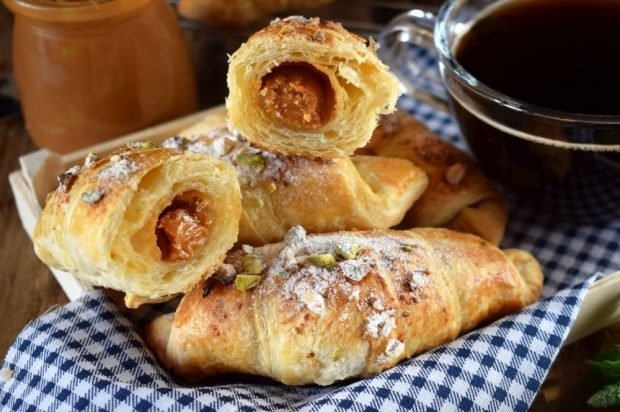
[{"left": 8, "top": 104, "right": 619, "bottom": 343}]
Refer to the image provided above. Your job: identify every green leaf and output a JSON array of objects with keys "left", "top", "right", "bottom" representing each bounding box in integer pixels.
[
  {"left": 588, "top": 381, "right": 620, "bottom": 408},
  {"left": 591, "top": 346, "right": 620, "bottom": 363},
  {"left": 588, "top": 359, "right": 620, "bottom": 380},
  {"left": 588, "top": 346, "right": 620, "bottom": 380}
]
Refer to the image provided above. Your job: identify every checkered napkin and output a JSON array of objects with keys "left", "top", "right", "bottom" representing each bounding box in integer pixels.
[{"left": 3, "top": 49, "right": 620, "bottom": 412}]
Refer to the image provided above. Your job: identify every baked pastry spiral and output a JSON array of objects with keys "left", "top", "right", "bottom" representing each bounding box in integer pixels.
[
  {"left": 177, "top": 0, "right": 336, "bottom": 27},
  {"left": 227, "top": 17, "right": 400, "bottom": 158},
  {"left": 33, "top": 145, "right": 241, "bottom": 308},
  {"left": 164, "top": 126, "right": 428, "bottom": 245},
  {"left": 358, "top": 110, "right": 508, "bottom": 245},
  {"left": 146, "top": 226, "right": 543, "bottom": 386}
]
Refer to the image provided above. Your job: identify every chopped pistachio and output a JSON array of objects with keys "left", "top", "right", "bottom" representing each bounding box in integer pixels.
[
  {"left": 241, "top": 254, "right": 266, "bottom": 275},
  {"left": 400, "top": 245, "right": 414, "bottom": 253},
  {"left": 141, "top": 140, "right": 158, "bottom": 149},
  {"left": 236, "top": 152, "right": 265, "bottom": 169},
  {"left": 84, "top": 152, "right": 99, "bottom": 167},
  {"left": 335, "top": 242, "right": 361, "bottom": 260},
  {"left": 234, "top": 274, "right": 262, "bottom": 291},
  {"left": 127, "top": 140, "right": 158, "bottom": 150},
  {"left": 81, "top": 189, "right": 104, "bottom": 204},
  {"left": 306, "top": 254, "right": 337, "bottom": 269},
  {"left": 161, "top": 136, "right": 189, "bottom": 151},
  {"left": 57, "top": 165, "right": 81, "bottom": 193}
]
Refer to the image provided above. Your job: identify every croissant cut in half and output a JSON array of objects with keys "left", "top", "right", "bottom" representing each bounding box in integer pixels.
[
  {"left": 227, "top": 16, "right": 400, "bottom": 158},
  {"left": 33, "top": 145, "right": 242, "bottom": 308},
  {"left": 164, "top": 126, "right": 428, "bottom": 245},
  {"left": 147, "top": 226, "right": 543, "bottom": 386}
]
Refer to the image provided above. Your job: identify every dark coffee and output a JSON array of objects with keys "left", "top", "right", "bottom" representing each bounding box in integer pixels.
[
  {"left": 456, "top": 0, "right": 620, "bottom": 115},
  {"left": 448, "top": 0, "right": 620, "bottom": 222}
]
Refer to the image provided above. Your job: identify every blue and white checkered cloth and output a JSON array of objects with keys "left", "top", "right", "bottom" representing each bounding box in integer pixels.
[{"left": 2, "top": 47, "right": 619, "bottom": 412}]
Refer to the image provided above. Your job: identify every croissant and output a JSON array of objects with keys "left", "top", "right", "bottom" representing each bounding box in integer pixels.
[
  {"left": 358, "top": 110, "right": 508, "bottom": 245},
  {"left": 146, "top": 226, "right": 543, "bottom": 386},
  {"left": 227, "top": 17, "right": 400, "bottom": 158},
  {"left": 177, "top": 0, "right": 336, "bottom": 27},
  {"left": 33, "top": 145, "right": 241, "bottom": 308},
  {"left": 163, "top": 127, "right": 428, "bottom": 245}
]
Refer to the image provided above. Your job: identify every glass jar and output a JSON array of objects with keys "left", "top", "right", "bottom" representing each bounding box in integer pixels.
[{"left": 4, "top": 0, "right": 198, "bottom": 153}]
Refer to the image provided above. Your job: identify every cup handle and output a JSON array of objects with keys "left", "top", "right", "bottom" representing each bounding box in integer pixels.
[{"left": 378, "top": 9, "right": 450, "bottom": 112}]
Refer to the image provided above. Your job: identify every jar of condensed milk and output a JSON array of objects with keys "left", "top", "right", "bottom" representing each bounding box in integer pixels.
[{"left": 4, "top": 0, "right": 198, "bottom": 153}]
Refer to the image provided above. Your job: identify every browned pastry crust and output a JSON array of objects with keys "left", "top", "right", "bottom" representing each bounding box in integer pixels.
[
  {"left": 357, "top": 110, "right": 508, "bottom": 245},
  {"left": 178, "top": 0, "right": 336, "bottom": 27},
  {"left": 146, "top": 227, "right": 543, "bottom": 386}
]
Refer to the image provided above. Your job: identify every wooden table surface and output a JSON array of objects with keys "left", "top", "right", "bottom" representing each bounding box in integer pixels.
[{"left": 1, "top": 2, "right": 619, "bottom": 411}]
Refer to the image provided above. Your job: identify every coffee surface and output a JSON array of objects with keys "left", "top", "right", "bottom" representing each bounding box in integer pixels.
[{"left": 456, "top": 0, "right": 620, "bottom": 115}]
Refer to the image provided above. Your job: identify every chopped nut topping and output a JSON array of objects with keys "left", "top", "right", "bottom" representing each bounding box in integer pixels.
[
  {"left": 241, "top": 254, "right": 266, "bottom": 275},
  {"left": 81, "top": 189, "right": 104, "bottom": 204},
  {"left": 306, "top": 253, "right": 337, "bottom": 268},
  {"left": 127, "top": 140, "right": 158, "bottom": 150},
  {"left": 57, "top": 165, "right": 81, "bottom": 193},
  {"left": 162, "top": 136, "right": 190, "bottom": 151},
  {"left": 212, "top": 263, "right": 237, "bottom": 284},
  {"left": 335, "top": 242, "right": 361, "bottom": 260},
  {"left": 300, "top": 291, "right": 325, "bottom": 314},
  {"left": 385, "top": 339, "right": 405, "bottom": 359},
  {"left": 84, "top": 152, "right": 99, "bottom": 167},
  {"left": 445, "top": 163, "right": 466, "bottom": 185},
  {"left": 236, "top": 152, "right": 265, "bottom": 169},
  {"left": 234, "top": 274, "right": 262, "bottom": 291}
]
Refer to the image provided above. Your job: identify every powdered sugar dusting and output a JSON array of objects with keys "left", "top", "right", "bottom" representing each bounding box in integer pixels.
[
  {"left": 385, "top": 339, "right": 405, "bottom": 358},
  {"left": 366, "top": 310, "right": 396, "bottom": 338},
  {"left": 219, "top": 227, "right": 432, "bottom": 341},
  {"left": 409, "top": 270, "right": 429, "bottom": 291},
  {"left": 163, "top": 127, "right": 333, "bottom": 187},
  {"left": 299, "top": 291, "right": 326, "bottom": 315},
  {"left": 99, "top": 158, "right": 139, "bottom": 181}
]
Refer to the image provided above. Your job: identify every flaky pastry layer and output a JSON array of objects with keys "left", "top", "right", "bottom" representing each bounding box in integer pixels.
[
  {"left": 34, "top": 146, "right": 241, "bottom": 308},
  {"left": 227, "top": 17, "right": 400, "bottom": 158}
]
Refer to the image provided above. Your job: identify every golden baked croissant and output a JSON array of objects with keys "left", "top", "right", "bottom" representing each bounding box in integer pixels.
[
  {"left": 227, "top": 17, "right": 400, "bottom": 158},
  {"left": 163, "top": 127, "right": 428, "bottom": 245},
  {"left": 178, "top": 0, "right": 335, "bottom": 27},
  {"left": 146, "top": 226, "right": 543, "bottom": 386},
  {"left": 358, "top": 110, "right": 508, "bottom": 245},
  {"left": 33, "top": 145, "right": 241, "bottom": 308}
]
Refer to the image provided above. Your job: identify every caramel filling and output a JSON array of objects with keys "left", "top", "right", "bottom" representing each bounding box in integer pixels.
[
  {"left": 156, "top": 196, "right": 210, "bottom": 261},
  {"left": 259, "top": 63, "right": 334, "bottom": 130}
]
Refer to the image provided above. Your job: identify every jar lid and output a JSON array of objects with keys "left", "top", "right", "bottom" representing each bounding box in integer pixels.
[{"left": 3, "top": 0, "right": 151, "bottom": 23}]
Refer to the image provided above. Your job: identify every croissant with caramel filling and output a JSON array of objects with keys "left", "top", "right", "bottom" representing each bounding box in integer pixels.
[
  {"left": 33, "top": 145, "right": 241, "bottom": 308},
  {"left": 163, "top": 126, "right": 428, "bottom": 245},
  {"left": 227, "top": 16, "right": 400, "bottom": 158},
  {"left": 147, "top": 226, "right": 542, "bottom": 386},
  {"left": 358, "top": 110, "right": 508, "bottom": 245}
]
